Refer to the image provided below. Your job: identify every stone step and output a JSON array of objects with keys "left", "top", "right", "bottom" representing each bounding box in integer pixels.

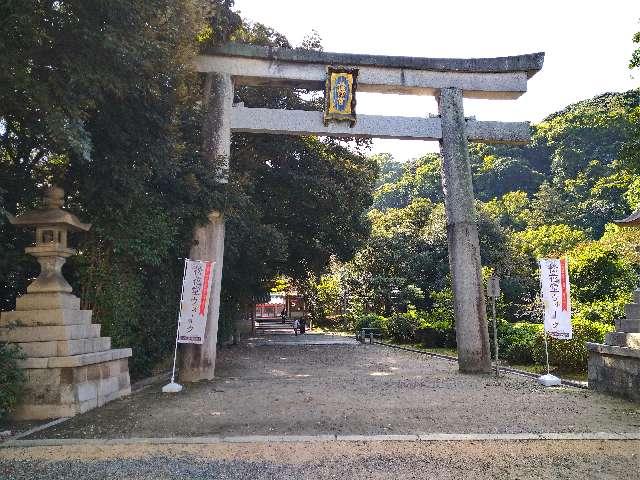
[
  {"left": 624, "top": 303, "right": 640, "bottom": 320},
  {"left": 0, "top": 309, "right": 92, "bottom": 327},
  {"left": 605, "top": 332, "right": 640, "bottom": 349},
  {"left": 16, "top": 292, "right": 80, "bottom": 311},
  {"left": 18, "top": 347, "right": 132, "bottom": 369},
  {"left": 0, "top": 323, "right": 100, "bottom": 343},
  {"left": 17, "top": 337, "right": 112, "bottom": 358},
  {"left": 615, "top": 318, "right": 640, "bottom": 333}
]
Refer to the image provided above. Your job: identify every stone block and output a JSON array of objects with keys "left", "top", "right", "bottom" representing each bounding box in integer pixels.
[
  {"left": 21, "top": 383, "right": 64, "bottom": 404},
  {"left": 79, "top": 397, "right": 98, "bottom": 414},
  {"left": 625, "top": 303, "right": 640, "bottom": 320},
  {"left": 17, "top": 337, "right": 110, "bottom": 358},
  {"left": 59, "top": 384, "right": 75, "bottom": 404},
  {"left": 17, "top": 357, "right": 48, "bottom": 369},
  {"left": 26, "top": 368, "right": 62, "bottom": 386},
  {"left": 614, "top": 318, "right": 640, "bottom": 333},
  {"left": 0, "top": 309, "right": 91, "bottom": 327},
  {"left": 109, "top": 359, "right": 122, "bottom": 377},
  {"left": 11, "top": 403, "right": 78, "bottom": 420},
  {"left": 605, "top": 332, "right": 640, "bottom": 349},
  {"left": 15, "top": 292, "right": 80, "bottom": 311},
  {"left": 97, "top": 376, "right": 119, "bottom": 398},
  {"left": 76, "top": 382, "right": 98, "bottom": 402},
  {"left": 87, "top": 364, "right": 103, "bottom": 381},
  {"left": 47, "top": 347, "right": 132, "bottom": 368},
  {"left": 587, "top": 342, "right": 640, "bottom": 402},
  {"left": 0, "top": 323, "right": 100, "bottom": 342},
  {"left": 18, "top": 341, "right": 58, "bottom": 357},
  {"left": 118, "top": 371, "right": 131, "bottom": 390}
]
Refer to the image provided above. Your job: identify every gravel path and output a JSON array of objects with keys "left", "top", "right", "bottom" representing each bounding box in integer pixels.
[
  {"left": 2, "top": 440, "right": 640, "bottom": 479},
  {"left": 25, "top": 334, "right": 640, "bottom": 439}
]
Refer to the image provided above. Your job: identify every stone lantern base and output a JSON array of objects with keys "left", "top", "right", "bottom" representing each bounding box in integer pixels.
[
  {"left": 0, "top": 292, "right": 132, "bottom": 420},
  {"left": 587, "top": 289, "right": 640, "bottom": 402}
]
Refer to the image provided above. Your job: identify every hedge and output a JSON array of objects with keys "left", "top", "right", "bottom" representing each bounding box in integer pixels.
[{"left": 350, "top": 312, "right": 614, "bottom": 373}]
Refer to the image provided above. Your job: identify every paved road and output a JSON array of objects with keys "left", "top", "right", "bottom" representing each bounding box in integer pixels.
[{"left": 2, "top": 438, "right": 640, "bottom": 479}]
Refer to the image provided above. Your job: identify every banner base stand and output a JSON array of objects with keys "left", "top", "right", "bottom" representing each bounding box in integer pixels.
[
  {"left": 162, "top": 381, "right": 183, "bottom": 393},
  {"left": 537, "top": 374, "right": 561, "bottom": 387}
]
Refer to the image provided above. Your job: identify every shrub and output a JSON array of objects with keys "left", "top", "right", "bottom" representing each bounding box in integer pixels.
[
  {"left": 0, "top": 342, "right": 25, "bottom": 421},
  {"left": 352, "top": 313, "right": 389, "bottom": 338},
  {"left": 416, "top": 319, "right": 456, "bottom": 348},
  {"left": 496, "top": 321, "right": 543, "bottom": 365},
  {"left": 534, "top": 318, "right": 613, "bottom": 372},
  {"left": 387, "top": 312, "right": 422, "bottom": 343}
]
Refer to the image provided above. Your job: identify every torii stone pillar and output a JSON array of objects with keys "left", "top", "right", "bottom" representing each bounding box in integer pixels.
[
  {"left": 180, "top": 72, "right": 233, "bottom": 382},
  {"left": 438, "top": 88, "right": 491, "bottom": 373}
]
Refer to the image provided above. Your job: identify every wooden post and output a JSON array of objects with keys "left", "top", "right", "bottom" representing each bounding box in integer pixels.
[{"left": 438, "top": 87, "right": 491, "bottom": 373}]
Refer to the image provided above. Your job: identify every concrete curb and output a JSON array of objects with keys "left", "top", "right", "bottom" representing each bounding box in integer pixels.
[{"left": 3, "top": 432, "right": 640, "bottom": 448}]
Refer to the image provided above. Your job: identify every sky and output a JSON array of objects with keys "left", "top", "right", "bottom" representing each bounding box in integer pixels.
[{"left": 233, "top": 0, "right": 639, "bottom": 162}]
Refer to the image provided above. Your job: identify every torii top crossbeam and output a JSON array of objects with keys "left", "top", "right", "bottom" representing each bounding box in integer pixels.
[{"left": 194, "top": 43, "right": 544, "bottom": 144}]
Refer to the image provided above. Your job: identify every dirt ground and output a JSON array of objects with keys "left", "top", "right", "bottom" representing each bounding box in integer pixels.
[{"left": 25, "top": 333, "right": 640, "bottom": 439}]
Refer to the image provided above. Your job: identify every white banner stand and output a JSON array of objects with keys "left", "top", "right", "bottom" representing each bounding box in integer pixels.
[
  {"left": 538, "top": 332, "right": 561, "bottom": 387},
  {"left": 537, "top": 258, "right": 572, "bottom": 387},
  {"left": 163, "top": 259, "right": 188, "bottom": 394}
]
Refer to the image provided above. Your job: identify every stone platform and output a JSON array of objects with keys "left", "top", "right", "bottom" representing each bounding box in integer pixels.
[
  {"left": 1, "top": 292, "right": 132, "bottom": 420},
  {"left": 587, "top": 289, "right": 640, "bottom": 402}
]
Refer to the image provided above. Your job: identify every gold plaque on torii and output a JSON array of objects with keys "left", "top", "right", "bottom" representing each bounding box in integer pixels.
[{"left": 324, "top": 66, "right": 358, "bottom": 126}]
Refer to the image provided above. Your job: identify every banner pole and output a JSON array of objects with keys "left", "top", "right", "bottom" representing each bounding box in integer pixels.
[
  {"left": 543, "top": 330, "right": 551, "bottom": 376},
  {"left": 492, "top": 295, "right": 499, "bottom": 377},
  {"left": 163, "top": 258, "right": 189, "bottom": 393}
]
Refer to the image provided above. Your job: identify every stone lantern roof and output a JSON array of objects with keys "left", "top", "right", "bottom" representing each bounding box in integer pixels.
[{"left": 9, "top": 186, "right": 91, "bottom": 232}]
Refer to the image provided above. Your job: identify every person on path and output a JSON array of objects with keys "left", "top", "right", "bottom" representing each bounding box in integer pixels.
[
  {"left": 298, "top": 316, "right": 306, "bottom": 335},
  {"left": 293, "top": 317, "right": 300, "bottom": 336},
  {"left": 280, "top": 308, "right": 287, "bottom": 324}
]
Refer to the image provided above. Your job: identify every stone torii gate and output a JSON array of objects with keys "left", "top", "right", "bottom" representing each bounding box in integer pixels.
[{"left": 180, "top": 43, "right": 544, "bottom": 380}]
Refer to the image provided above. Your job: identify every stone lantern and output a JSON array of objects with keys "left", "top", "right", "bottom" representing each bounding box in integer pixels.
[
  {"left": 10, "top": 186, "right": 90, "bottom": 298},
  {"left": 586, "top": 208, "right": 640, "bottom": 401},
  {"left": 0, "top": 186, "right": 132, "bottom": 420}
]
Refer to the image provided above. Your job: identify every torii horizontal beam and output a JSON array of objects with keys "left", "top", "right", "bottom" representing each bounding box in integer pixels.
[
  {"left": 195, "top": 43, "right": 544, "bottom": 99},
  {"left": 231, "top": 106, "right": 530, "bottom": 144}
]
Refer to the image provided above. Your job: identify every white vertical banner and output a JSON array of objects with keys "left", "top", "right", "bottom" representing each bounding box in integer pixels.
[
  {"left": 539, "top": 258, "right": 572, "bottom": 340},
  {"left": 177, "top": 259, "right": 215, "bottom": 344}
]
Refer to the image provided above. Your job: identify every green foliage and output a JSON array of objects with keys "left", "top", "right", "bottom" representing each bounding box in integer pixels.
[
  {"left": 416, "top": 319, "right": 457, "bottom": 348},
  {"left": 497, "top": 322, "right": 542, "bottom": 365},
  {"left": 472, "top": 155, "right": 545, "bottom": 201},
  {"left": 0, "top": 342, "right": 25, "bottom": 421},
  {"left": 534, "top": 319, "right": 614, "bottom": 372},
  {"left": 371, "top": 153, "right": 443, "bottom": 210},
  {"left": 351, "top": 313, "right": 389, "bottom": 338},
  {"left": 514, "top": 224, "right": 588, "bottom": 258},
  {"left": 567, "top": 241, "right": 637, "bottom": 306},
  {"left": 630, "top": 29, "right": 640, "bottom": 69},
  {"left": 0, "top": 2, "right": 378, "bottom": 378},
  {"left": 387, "top": 311, "right": 422, "bottom": 343}
]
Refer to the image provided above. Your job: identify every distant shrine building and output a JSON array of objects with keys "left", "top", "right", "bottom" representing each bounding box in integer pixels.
[{"left": 255, "top": 292, "right": 306, "bottom": 320}]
